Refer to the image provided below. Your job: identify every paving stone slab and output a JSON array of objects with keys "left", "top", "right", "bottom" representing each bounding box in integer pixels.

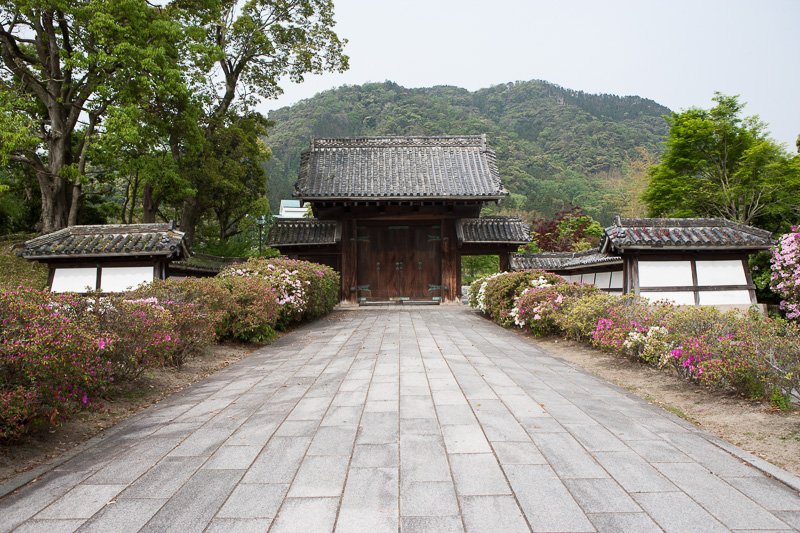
[
  {"left": 400, "top": 480, "right": 459, "bottom": 517},
  {"left": 449, "top": 453, "right": 511, "bottom": 496},
  {"left": 217, "top": 483, "right": 288, "bottom": 519},
  {"left": 633, "top": 491, "right": 730, "bottom": 533},
  {"left": 337, "top": 467, "right": 399, "bottom": 533},
  {"left": 79, "top": 498, "right": 167, "bottom": 532},
  {"left": 34, "top": 483, "right": 126, "bottom": 519},
  {"left": 139, "top": 469, "right": 243, "bottom": 532},
  {"left": 400, "top": 516, "right": 465, "bottom": 533},
  {"left": 503, "top": 464, "right": 595, "bottom": 532},
  {"left": 587, "top": 512, "right": 663, "bottom": 533},
  {"left": 271, "top": 497, "right": 339, "bottom": 533},
  {"left": 458, "top": 495, "right": 530, "bottom": 533},
  {"left": 351, "top": 443, "right": 399, "bottom": 468}
]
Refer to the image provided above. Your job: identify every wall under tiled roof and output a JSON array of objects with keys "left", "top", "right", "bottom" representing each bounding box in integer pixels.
[{"left": 295, "top": 136, "right": 507, "bottom": 200}]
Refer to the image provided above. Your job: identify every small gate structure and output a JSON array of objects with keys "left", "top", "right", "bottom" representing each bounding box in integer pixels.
[{"left": 269, "top": 136, "right": 531, "bottom": 304}]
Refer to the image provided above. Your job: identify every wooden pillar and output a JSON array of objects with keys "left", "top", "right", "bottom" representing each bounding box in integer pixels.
[
  {"left": 456, "top": 252, "right": 462, "bottom": 303},
  {"left": 441, "top": 220, "right": 458, "bottom": 303},
  {"left": 742, "top": 257, "right": 759, "bottom": 306},
  {"left": 499, "top": 251, "right": 510, "bottom": 272},
  {"left": 340, "top": 219, "right": 358, "bottom": 303}
]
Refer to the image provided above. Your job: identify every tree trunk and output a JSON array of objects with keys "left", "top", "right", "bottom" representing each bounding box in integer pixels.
[
  {"left": 39, "top": 121, "right": 74, "bottom": 233},
  {"left": 68, "top": 182, "right": 81, "bottom": 226},
  {"left": 142, "top": 181, "right": 157, "bottom": 223},
  {"left": 37, "top": 171, "right": 71, "bottom": 234},
  {"left": 180, "top": 196, "right": 198, "bottom": 248}
]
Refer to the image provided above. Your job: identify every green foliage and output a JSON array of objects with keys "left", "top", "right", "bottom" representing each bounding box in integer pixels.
[
  {"left": 461, "top": 255, "right": 499, "bottom": 285},
  {"left": 263, "top": 80, "right": 670, "bottom": 225},
  {"left": 0, "top": 0, "right": 194, "bottom": 233},
  {"left": 0, "top": 165, "right": 39, "bottom": 234},
  {"left": 522, "top": 205, "right": 602, "bottom": 252},
  {"left": 0, "top": 237, "right": 48, "bottom": 290},
  {"left": 0, "top": 0, "right": 349, "bottom": 238},
  {"left": 644, "top": 93, "right": 800, "bottom": 229}
]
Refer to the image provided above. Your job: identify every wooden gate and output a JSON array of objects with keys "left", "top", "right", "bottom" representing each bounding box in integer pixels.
[{"left": 356, "top": 222, "right": 442, "bottom": 302}]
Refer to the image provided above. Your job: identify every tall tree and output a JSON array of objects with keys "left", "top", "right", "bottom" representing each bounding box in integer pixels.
[
  {"left": 604, "top": 146, "right": 657, "bottom": 218},
  {"left": 0, "top": 0, "right": 189, "bottom": 233},
  {"left": 177, "top": 0, "right": 349, "bottom": 246},
  {"left": 643, "top": 93, "right": 798, "bottom": 226}
]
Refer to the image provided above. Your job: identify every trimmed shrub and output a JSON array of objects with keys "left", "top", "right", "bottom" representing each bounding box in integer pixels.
[
  {"left": 0, "top": 288, "right": 114, "bottom": 438},
  {"left": 129, "top": 278, "right": 232, "bottom": 366},
  {"left": 558, "top": 292, "right": 618, "bottom": 341},
  {"left": 473, "top": 270, "right": 567, "bottom": 326},
  {"left": 218, "top": 257, "right": 339, "bottom": 329},
  {"left": 0, "top": 258, "right": 342, "bottom": 438},
  {"left": 514, "top": 281, "right": 600, "bottom": 336},
  {"left": 215, "top": 275, "right": 281, "bottom": 342}
]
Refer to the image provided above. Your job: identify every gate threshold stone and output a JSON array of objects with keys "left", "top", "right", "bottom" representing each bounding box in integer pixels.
[{"left": 2, "top": 307, "right": 799, "bottom": 532}]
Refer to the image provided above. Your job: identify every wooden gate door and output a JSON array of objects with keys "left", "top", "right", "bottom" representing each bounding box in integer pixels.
[{"left": 356, "top": 223, "right": 442, "bottom": 302}]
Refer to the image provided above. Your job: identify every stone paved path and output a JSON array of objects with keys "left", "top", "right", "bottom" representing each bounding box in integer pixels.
[{"left": 2, "top": 306, "right": 800, "bottom": 532}]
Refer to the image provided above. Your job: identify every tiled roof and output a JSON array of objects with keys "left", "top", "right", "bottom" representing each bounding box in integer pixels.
[
  {"left": 295, "top": 136, "right": 507, "bottom": 200},
  {"left": 458, "top": 216, "right": 531, "bottom": 245},
  {"left": 269, "top": 219, "right": 341, "bottom": 246},
  {"left": 602, "top": 217, "right": 774, "bottom": 251},
  {"left": 19, "top": 222, "right": 188, "bottom": 260},
  {"left": 510, "top": 249, "right": 622, "bottom": 271}
]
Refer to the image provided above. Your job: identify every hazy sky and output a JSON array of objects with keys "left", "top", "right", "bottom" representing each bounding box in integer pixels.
[{"left": 259, "top": 0, "right": 799, "bottom": 152}]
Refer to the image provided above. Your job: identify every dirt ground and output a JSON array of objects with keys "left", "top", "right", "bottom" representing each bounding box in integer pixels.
[
  {"left": 0, "top": 342, "right": 259, "bottom": 486},
  {"left": 530, "top": 335, "right": 800, "bottom": 477}
]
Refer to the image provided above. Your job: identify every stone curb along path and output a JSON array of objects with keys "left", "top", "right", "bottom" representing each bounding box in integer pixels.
[{"left": 1, "top": 306, "right": 799, "bottom": 532}]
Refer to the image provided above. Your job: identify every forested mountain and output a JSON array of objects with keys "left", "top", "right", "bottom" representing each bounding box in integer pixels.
[{"left": 263, "top": 80, "right": 671, "bottom": 224}]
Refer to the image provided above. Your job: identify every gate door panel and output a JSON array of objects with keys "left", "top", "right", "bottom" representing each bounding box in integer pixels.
[{"left": 356, "top": 223, "right": 442, "bottom": 302}]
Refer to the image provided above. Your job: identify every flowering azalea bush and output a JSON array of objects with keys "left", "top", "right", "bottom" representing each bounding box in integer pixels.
[
  {"left": 469, "top": 272, "right": 799, "bottom": 409},
  {"left": 102, "top": 298, "right": 179, "bottom": 378},
  {"left": 591, "top": 296, "right": 673, "bottom": 363},
  {"left": 129, "top": 278, "right": 232, "bottom": 365},
  {"left": 691, "top": 313, "right": 800, "bottom": 405},
  {"left": 514, "top": 281, "right": 599, "bottom": 336},
  {"left": 771, "top": 226, "right": 800, "bottom": 320},
  {"left": 470, "top": 270, "right": 566, "bottom": 326},
  {"left": 214, "top": 276, "right": 281, "bottom": 342},
  {"left": 0, "top": 257, "right": 341, "bottom": 438},
  {"left": 219, "top": 257, "right": 339, "bottom": 329},
  {"left": 558, "top": 292, "right": 617, "bottom": 341},
  {"left": 0, "top": 288, "right": 114, "bottom": 438}
]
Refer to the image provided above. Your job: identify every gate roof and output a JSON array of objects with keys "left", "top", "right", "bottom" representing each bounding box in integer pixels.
[{"left": 295, "top": 136, "right": 507, "bottom": 201}]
